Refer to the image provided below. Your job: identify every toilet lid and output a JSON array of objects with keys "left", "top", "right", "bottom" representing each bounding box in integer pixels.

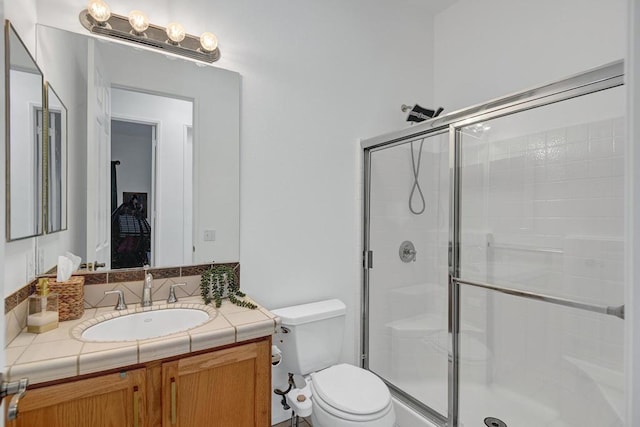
[{"left": 311, "top": 364, "right": 391, "bottom": 415}]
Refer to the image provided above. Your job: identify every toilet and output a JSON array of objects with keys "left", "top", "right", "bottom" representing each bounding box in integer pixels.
[{"left": 271, "top": 299, "right": 396, "bottom": 427}]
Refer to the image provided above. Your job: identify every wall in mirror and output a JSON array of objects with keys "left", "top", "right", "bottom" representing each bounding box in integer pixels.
[
  {"left": 5, "top": 20, "right": 44, "bottom": 241},
  {"left": 32, "top": 24, "right": 240, "bottom": 274}
]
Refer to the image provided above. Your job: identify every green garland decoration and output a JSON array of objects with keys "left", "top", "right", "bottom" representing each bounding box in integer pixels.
[{"left": 200, "top": 264, "right": 257, "bottom": 309}]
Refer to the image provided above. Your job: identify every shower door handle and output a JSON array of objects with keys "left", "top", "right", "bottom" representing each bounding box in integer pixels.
[{"left": 364, "top": 251, "right": 373, "bottom": 269}]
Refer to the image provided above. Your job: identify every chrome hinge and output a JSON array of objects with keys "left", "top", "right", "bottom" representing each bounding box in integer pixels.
[
  {"left": 364, "top": 250, "right": 373, "bottom": 269},
  {"left": 361, "top": 353, "right": 367, "bottom": 361}
]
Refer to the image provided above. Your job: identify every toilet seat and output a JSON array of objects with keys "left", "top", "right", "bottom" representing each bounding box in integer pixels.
[{"left": 310, "top": 363, "right": 392, "bottom": 421}]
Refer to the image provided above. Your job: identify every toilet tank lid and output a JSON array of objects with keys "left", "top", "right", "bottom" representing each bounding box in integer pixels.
[{"left": 271, "top": 299, "right": 346, "bottom": 326}]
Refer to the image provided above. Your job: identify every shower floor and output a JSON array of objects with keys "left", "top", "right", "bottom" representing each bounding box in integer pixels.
[{"left": 393, "top": 379, "right": 569, "bottom": 427}]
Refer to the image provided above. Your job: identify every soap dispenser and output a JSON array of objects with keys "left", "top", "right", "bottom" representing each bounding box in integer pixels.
[{"left": 27, "top": 278, "right": 59, "bottom": 333}]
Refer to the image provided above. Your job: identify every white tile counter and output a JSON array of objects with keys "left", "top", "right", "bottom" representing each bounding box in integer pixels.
[{"left": 5, "top": 296, "right": 279, "bottom": 385}]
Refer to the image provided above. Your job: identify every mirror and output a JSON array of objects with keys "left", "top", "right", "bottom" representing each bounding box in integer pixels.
[
  {"left": 5, "top": 21, "right": 45, "bottom": 241},
  {"left": 35, "top": 25, "right": 240, "bottom": 270},
  {"left": 45, "top": 82, "right": 68, "bottom": 234}
]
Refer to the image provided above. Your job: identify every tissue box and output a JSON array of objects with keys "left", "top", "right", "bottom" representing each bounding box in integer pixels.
[{"left": 48, "top": 276, "right": 85, "bottom": 321}]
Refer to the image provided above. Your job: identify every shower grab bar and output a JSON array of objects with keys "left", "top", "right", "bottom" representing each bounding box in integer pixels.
[
  {"left": 487, "top": 241, "right": 564, "bottom": 255},
  {"left": 454, "top": 277, "right": 624, "bottom": 320}
]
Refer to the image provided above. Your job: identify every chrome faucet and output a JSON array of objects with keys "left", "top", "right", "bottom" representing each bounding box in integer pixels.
[
  {"left": 167, "top": 283, "right": 186, "bottom": 304},
  {"left": 142, "top": 265, "right": 153, "bottom": 307},
  {"left": 104, "top": 290, "right": 127, "bottom": 310}
]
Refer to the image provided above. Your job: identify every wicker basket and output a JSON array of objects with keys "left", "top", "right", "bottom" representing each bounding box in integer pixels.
[{"left": 48, "top": 276, "right": 85, "bottom": 321}]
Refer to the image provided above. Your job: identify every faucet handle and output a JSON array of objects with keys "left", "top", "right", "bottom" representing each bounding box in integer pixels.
[
  {"left": 167, "top": 283, "right": 186, "bottom": 304},
  {"left": 105, "top": 290, "right": 127, "bottom": 310}
]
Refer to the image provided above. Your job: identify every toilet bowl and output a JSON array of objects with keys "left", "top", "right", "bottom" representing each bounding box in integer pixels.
[
  {"left": 310, "top": 363, "right": 395, "bottom": 427},
  {"left": 271, "top": 299, "right": 396, "bottom": 427}
]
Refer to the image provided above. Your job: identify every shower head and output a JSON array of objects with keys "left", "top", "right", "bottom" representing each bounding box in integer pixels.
[{"left": 403, "top": 104, "right": 444, "bottom": 123}]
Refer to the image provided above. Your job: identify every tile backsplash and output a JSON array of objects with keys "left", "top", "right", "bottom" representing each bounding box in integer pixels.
[{"left": 5, "top": 263, "right": 239, "bottom": 345}]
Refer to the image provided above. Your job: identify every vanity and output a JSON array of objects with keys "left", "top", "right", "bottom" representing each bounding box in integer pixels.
[{"left": 4, "top": 296, "right": 278, "bottom": 427}]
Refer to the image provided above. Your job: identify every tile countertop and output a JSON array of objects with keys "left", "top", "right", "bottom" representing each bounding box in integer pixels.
[{"left": 5, "top": 296, "right": 279, "bottom": 385}]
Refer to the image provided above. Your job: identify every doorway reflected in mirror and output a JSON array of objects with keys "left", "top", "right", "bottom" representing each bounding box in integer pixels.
[{"left": 111, "top": 192, "right": 151, "bottom": 269}]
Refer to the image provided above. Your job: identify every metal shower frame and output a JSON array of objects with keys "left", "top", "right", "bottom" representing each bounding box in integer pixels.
[{"left": 361, "top": 60, "right": 625, "bottom": 427}]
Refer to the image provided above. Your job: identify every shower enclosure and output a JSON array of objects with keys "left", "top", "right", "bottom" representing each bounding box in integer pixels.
[{"left": 362, "top": 61, "right": 625, "bottom": 427}]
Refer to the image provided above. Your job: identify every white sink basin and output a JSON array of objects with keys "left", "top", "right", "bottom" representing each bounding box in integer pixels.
[{"left": 81, "top": 308, "right": 210, "bottom": 342}]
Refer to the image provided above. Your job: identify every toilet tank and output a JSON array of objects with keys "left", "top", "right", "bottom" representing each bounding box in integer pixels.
[{"left": 271, "top": 299, "right": 346, "bottom": 375}]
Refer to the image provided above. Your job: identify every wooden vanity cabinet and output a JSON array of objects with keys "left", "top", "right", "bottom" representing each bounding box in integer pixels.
[
  {"left": 6, "top": 368, "right": 147, "bottom": 427},
  {"left": 4, "top": 338, "right": 271, "bottom": 427},
  {"left": 161, "top": 340, "right": 271, "bottom": 427}
]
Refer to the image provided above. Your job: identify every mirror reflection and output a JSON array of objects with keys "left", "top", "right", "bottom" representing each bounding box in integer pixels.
[
  {"left": 45, "top": 83, "right": 68, "bottom": 234},
  {"left": 5, "top": 21, "right": 44, "bottom": 241},
  {"left": 110, "top": 89, "right": 193, "bottom": 269},
  {"left": 35, "top": 25, "right": 240, "bottom": 270}
]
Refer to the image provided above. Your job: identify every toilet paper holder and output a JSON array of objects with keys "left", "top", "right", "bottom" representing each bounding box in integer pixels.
[{"left": 272, "top": 345, "right": 282, "bottom": 367}]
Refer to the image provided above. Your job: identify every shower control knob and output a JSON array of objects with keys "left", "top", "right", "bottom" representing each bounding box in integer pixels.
[{"left": 399, "top": 241, "right": 417, "bottom": 263}]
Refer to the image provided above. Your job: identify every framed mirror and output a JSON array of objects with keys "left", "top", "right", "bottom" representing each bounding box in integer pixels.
[
  {"left": 5, "top": 20, "right": 45, "bottom": 241},
  {"left": 44, "top": 82, "right": 68, "bottom": 233},
  {"left": 35, "top": 24, "right": 240, "bottom": 271}
]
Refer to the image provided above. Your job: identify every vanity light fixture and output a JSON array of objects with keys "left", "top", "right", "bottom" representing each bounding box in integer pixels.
[
  {"left": 79, "top": 1, "right": 220, "bottom": 63},
  {"left": 128, "top": 10, "right": 149, "bottom": 35},
  {"left": 199, "top": 32, "right": 218, "bottom": 53},
  {"left": 165, "top": 22, "right": 186, "bottom": 44},
  {"left": 87, "top": 0, "right": 111, "bottom": 25}
]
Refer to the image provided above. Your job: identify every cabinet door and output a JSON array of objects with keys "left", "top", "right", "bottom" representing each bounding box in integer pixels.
[
  {"left": 6, "top": 368, "right": 146, "bottom": 427},
  {"left": 162, "top": 339, "right": 271, "bottom": 427}
]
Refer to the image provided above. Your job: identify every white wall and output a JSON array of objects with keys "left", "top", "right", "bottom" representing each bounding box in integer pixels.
[
  {"left": 111, "top": 89, "right": 193, "bottom": 267},
  {"left": 433, "top": 0, "right": 627, "bottom": 111},
  {"left": 229, "top": 0, "right": 436, "bottom": 372},
  {"left": 5, "top": 0, "right": 35, "bottom": 52},
  {"left": 111, "top": 122, "right": 153, "bottom": 207}
]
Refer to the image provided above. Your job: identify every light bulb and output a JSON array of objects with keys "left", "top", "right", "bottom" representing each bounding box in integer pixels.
[
  {"left": 166, "top": 22, "right": 186, "bottom": 43},
  {"left": 199, "top": 32, "right": 218, "bottom": 52},
  {"left": 87, "top": 0, "right": 111, "bottom": 24},
  {"left": 128, "top": 10, "right": 149, "bottom": 33}
]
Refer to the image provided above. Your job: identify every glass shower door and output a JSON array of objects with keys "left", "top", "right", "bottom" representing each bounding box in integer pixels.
[
  {"left": 365, "top": 131, "right": 450, "bottom": 419},
  {"left": 456, "top": 85, "right": 625, "bottom": 427}
]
